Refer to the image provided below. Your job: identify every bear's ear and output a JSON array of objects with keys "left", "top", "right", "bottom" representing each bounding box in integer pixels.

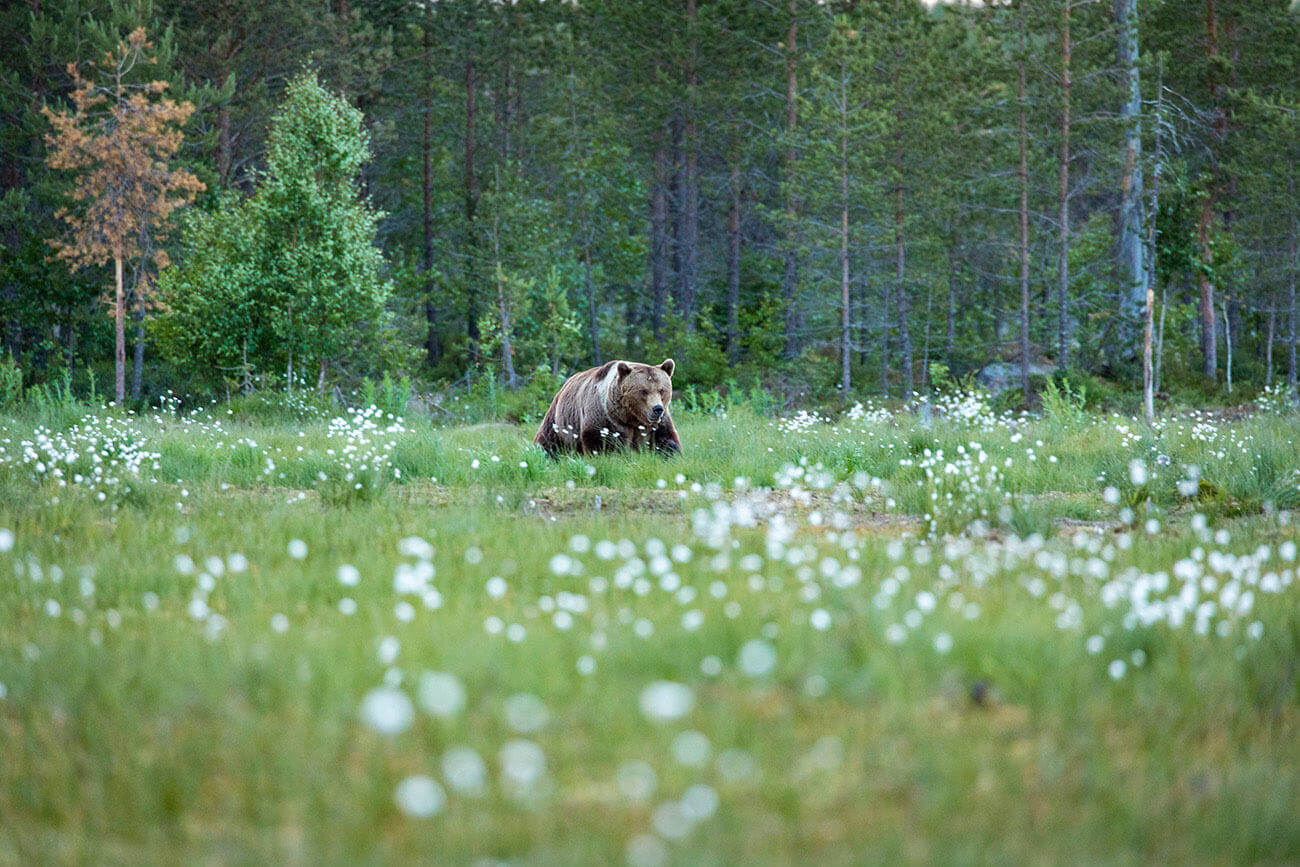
[
  {"left": 616, "top": 361, "right": 633, "bottom": 380},
  {"left": 659, "top": 358, "right": 675, "bottom": 378}
]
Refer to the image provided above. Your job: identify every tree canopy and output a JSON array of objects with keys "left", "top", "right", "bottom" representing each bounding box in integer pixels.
[{"left": 3, "top": 0, "right": 1299, "bottom": 407}]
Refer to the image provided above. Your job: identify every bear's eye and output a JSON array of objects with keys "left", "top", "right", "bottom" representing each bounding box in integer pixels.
[{"left": 642, "top": 389, "right": 650, "bottom": 396}]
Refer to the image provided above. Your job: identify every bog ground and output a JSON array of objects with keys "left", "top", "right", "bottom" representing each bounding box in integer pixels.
[{"left": 2, "top": 394, "right": 1300, "bottom": 864}]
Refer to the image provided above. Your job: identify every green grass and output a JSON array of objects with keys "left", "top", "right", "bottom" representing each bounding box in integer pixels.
[{"left": 1, "top": 402, "right": 1299, "bottom": 863}]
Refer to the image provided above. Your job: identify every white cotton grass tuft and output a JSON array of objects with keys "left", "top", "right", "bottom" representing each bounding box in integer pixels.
[
  {"left": 417, "top": 671, "right": 466, "bottom": 718},
  {"left": 651, "top": 800, "right": 693, "bottom": 840},
  {"left": 377, "top": 636, "right": 400, "bottom": 665},
  {"left": 498, "top": 739, "right": 547, "bottom": 790},
  {"left": 441, "top": 745, "right": 488, "bottom": 796},
  {"left": 616, "top": 760, "right": 658, "bottom": 802},
  {"left": 626, "top": 834, "right": 670, "bottom": 867},
  {"left": 503, "top": 693, "right": 550, "bottom": 733},
  {"left": 359, "top": 686, "right": 414, "bottom": 736},
  {"left": 638, "top": 681, "right": 695, "bottom": 722},
  {"left": 671, "top": 730, "right": 712, "bottom": 767},
  {"left": 738, "top": 639, "right": 777, "bottom": 677},
  {"left": 394, "top": 775, "right": 446, "bottom": 818},
  {"left": 398, "top": 535, "right": 434, "bottom": 559},
  {"left": 680, "top": 783, "right": 720, "bottom": 821}
]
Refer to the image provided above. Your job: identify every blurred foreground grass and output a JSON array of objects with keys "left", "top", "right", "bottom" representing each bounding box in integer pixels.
[{"left": 1, "top": 404, "right": 1299, "bottom": 863}]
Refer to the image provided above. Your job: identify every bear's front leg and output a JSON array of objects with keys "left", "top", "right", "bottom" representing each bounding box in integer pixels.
[
  {"left": 580, "top": 428, "right": 608, "bottom": 455},
  {"left": 653, "top": 412, "right": 682, "bottom": 457}
]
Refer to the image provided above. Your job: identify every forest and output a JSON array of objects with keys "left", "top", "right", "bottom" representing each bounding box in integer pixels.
[{"left": 3, "top": 0, "right": 1299, "bottom": 415}]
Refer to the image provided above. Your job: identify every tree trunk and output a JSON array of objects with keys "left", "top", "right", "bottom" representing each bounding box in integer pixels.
[
  {"left": 1057, "top": 0, "right": 1072, "bottom": 370},
  {"left": 131, "top": 280, "right": 145, "bottom": 402},
  {"left": 1197, "top": 197, "right": 1218, "bottom": 380},
  {"left": 1018, "top": 4, "right": 1031, "bottom": 402},
  {"left": 1199, "top": 0, "right": 1221, "bottom": 382},
  {"left": 880, "top": 282, "right": 891, "bottom": 398},
  {"left": 1265, "top": 298, "right": 1275, "bottom": 388},
  {"left": 894, "top": 155, "right": 912, "bottom": 399},
  {"left": 500, "top": 15, "right": 512, "bottom": 163},
  {"left": 583, "top": 245, "right": 600, "bottom": 365},
  {"left": 114, "top": 253, "right": 125, "bottom": 404},
  {"left": 840, "top": 62, "right": 851, "bottom": 397},
  {"left": 1116, "top": 0, "right": 1145, "bottom": 340},
  {"left": 625, "top": 286, "right": 638, "bottom": 357},
  {"left": 66, "top": 315, "right": 77, "bottom": 378},
  {"left": 1156, "top": 285, "right": 1167, "bottom": 395},
  {"left": 423, "top": 12, "right": 439, "bottom": 368},
  {"left": 921, "top": 284, "right": 933, "bottom": 394},
  {"left": 1289, "top": 159, "right": 1298, "bottom": 394},
  {"left": 569, "top": 68, "right": 601, "bottom": 364},
  {"left": 1221, "top": 300, "right": 1232, "bottom": 393},
  {"left": 493, "top": 212, "right": 518, "bottom": 388},
  {"left": 677, "top": 0, "right": 699, "bottom": 330},
  {"left": 727, "top": 161, "right": 741, "bottom": 364},
  {"left": 782, "top": 0, "right": 800, "bottom": 359},
  {"left": 465, "top": 38, "right": 481, "bottom": 359},
  {"left": 1227, "top": 292, "right": 1240, "bottom": 358},
  {"left": 896, "top": 286, "right": 913, "bottom": 400},
  {"left": 651, "top": 126, "right": 668, "bottom": 342},
  {"left": 1143, "top": 253, "right": 1155, "bottom": 424},
  {"left": 317, "top": 357, "right": 327, "bottom": 395},
  {"left": 670, "top": 110, "right": 684, "bottom": 315},
  {"left": 1144, "top": 56, "right": 1164, "bottom": 422},
  {"left": 217, "top": 102, "right": 232, "bottom": 186},
  {"left": 946, "top": 250, "right": 957, "bottom": 374}
]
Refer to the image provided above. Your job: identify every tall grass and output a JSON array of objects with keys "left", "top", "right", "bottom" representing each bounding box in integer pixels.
[{"left": 2, "top": 402, "right": 1299, "bottom": 862}]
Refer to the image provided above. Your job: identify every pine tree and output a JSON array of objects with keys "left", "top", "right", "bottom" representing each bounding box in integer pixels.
[{"left": 42, "top": 28, "right": 204, "bottom": 404}]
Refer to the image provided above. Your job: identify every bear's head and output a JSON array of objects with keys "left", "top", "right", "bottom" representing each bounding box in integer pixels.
[{"left": 610, "top": 359, "right": 674, "bottom": 427}]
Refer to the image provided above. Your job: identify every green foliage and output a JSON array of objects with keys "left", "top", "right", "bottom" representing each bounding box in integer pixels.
[
  {"left": 359, "top": 372, "right": 413, "bottom": 419},
  {"left": 1256, "top": 382, "right": 1299, "bottom": 416},
  {"left": 225, "top": 389, "right": 331, "bottom": 425},
  {"left": 0, "top": 352, "right": 21, "bottom": 409},
  {"left": 1041, "top": 376, "right": 1089, "bottom": 431},
  {"left": 158, "top": 71, "right": 391, "bottom": 392},
  {"left": 513, "top": 266, "right": 583, "bottom": 376},
  {"left": 640, "top": 320, "right": 731, "bottom": 395},
  {"left": 315, "top": 468, "right": 390, "bottom": 508},
  {"left": 452, "top": 365, "right": 566, "bottom": 425},
  {"left": 25, "top": 370, "right": 84, "bottom": 429}
]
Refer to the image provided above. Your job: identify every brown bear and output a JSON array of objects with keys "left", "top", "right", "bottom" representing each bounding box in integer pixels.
[{"left": 534, "top": 359, "right": 681, "bottom": 457}]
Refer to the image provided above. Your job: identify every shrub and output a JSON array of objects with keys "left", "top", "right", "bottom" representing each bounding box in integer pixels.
[
  {"left": 1041, "top": 375, "right": 1089, "bottom": 431},
  {"left": 226, "top": 389, "right": 331, "bottom": 424},
  {"left": 1256, "top": 382, "right": 1298, "bottom": 416},
  {"left": 360, "top": 372, "right": 413, "bottom": 418},
  {"left": 313, "top": 405, "right": 405, "bottom": 506},
  {"left": 0, "top": 353, "right": 21, "bottom": 409},
  {"left": 895, "top": 441, "right": 1015, "bottom": 537},
  {"left": 27, "top": 370, "right": 84, "bottom": 429}
]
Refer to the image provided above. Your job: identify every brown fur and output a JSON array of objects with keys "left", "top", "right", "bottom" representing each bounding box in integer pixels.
[{"left": 534, "top": 359, "right": 681, "bottom": 457}]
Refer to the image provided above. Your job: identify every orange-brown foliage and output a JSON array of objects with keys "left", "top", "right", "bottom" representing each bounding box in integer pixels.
[{"left": 42, "top": 28, "right": 205, "bottom": 274}]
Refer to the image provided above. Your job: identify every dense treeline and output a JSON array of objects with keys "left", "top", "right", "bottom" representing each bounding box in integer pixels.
[{"left": 2, "top": 0, "right": 1298, "bottom": 410}]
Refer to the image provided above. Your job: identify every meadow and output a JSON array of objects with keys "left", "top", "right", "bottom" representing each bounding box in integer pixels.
[{"left": 2, "top": 388, "right": 1300, "bottom": 865}]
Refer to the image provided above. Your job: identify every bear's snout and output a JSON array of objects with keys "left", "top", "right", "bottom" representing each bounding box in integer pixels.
[{"left": 651, "top": 404, "right": 664, "bottom": 421}]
